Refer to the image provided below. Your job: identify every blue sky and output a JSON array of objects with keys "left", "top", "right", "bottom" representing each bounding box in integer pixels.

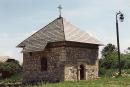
[{"left": 0, "top": 0, "right": 130, "bottom": 63}]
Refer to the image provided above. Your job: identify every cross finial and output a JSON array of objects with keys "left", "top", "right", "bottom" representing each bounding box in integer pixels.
[{"left": 58, "top": 5, "right": 62, "bottom": 18}]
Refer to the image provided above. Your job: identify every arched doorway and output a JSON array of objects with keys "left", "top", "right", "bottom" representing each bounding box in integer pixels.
[{"left": 80, "top": 65, "right": 85, "bottom": 80}]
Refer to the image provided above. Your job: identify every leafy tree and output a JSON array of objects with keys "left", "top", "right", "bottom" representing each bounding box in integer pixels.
[
  {"left": 99, "top": 44, "right": 130, "bottom": 76},
  {"left": 122, "top": 49, "right": 130, "bottom": 69},
  {"left": 100, "top": 43, "right": 118, "bottom": 69},
  {"left": 101, "top": 44, "right": 116, "bottom": 58},
  {"left": 0, "top": 59, "right": 22, "bottom": 78},
  {"left": 125, "top": 47, "right": 130, "bottom": 54}
]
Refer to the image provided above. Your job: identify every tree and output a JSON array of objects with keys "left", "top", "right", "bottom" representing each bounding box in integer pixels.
[
  {"left": 126, "top": 47, "right": 130, "bottom": 54},
  {"left": 0, "top": 59, "right": 22, "bottom": 78},
  {"left": 100, "top": 43, "right": 118, "bottom": 69},
  {"left": 101, "top": 44, "right": 116, "bottom": 58},
  {"left": 128, "top": 47, "right": 130, "bottom": 50},
  {"left": 122, "top": 48, "right": 130, "bottom": 68},
  {"left": 99, "top": 44, "right": 130, "bottom": 76}
]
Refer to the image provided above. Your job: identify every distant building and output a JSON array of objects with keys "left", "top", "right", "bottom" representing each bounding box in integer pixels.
[
  {"left": 0, "top": 56, "right": 16, "bottom": 79},
  {"left": 0, "top": 56, "right": 15, "bottom": 63},
  {"left": 17, "top": 17, "right": 102, "bottom": 83},
  {"left": 0, "top": 56, "right": 11, "bottom": 63}
]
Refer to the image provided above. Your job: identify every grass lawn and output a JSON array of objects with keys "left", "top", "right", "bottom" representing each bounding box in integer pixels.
[
  {"left": 1, "top": 74, "right": 130, "bottom": 87},
  {"left": 30, "top": 77, "right": 130, "bottom": 87},
  {"left": 0, "top": 74, "right": 22, "bottom": 83}
]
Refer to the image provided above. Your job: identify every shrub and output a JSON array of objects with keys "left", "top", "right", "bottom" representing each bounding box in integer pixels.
[{"left": 0, "top": 60, "right": 22, "bottom": 79}]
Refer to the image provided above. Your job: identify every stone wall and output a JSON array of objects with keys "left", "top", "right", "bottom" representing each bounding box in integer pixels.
[
  {"left": 86, "top": 64, "right": 98, "bottom": 80},
  {"left": 64, "top": 64, "right": 98, "bottom": 81},
  {"left": 64, "top": 65, "right": 77, "bottom": 81},
  {"left": 64, "top": 44, "right": 98, "bottom": 81},
  {"left": 22, "top": 41, "right": 99, "bottom": 83},
  {"left": 23, "top": 47, "right": 65, "bottom": 83}
]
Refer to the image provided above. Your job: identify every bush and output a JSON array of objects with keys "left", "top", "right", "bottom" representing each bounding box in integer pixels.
[
  {"left": 0, "top": 60, "right": 22, "bottom": 79},
  {"left": 99, "top": 67, "right": 107, "bottom": 76}
]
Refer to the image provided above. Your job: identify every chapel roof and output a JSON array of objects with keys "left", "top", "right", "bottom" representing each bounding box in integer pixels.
[{"left": 17, "top": 17, "right": 102, "bottom": 52}]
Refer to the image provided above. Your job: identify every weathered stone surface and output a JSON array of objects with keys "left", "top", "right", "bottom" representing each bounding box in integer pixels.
[{"left": 22, "top": 41, "right": 99, "bottom": 83}]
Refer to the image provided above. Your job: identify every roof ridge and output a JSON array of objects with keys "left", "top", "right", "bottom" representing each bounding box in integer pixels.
[
  {"left": 17, "top": 17, "right": 102, "bottom": 52},
  {"left": 17, "top": 17, "right": 63, "bottom": 47},
  {"left": 62, "top": 18, "right": 102, "bottom": 45},
  {"left": 61, "top": 17, "right": 66, "bottom": 40}
]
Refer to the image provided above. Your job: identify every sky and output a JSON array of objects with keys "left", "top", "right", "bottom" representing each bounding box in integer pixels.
[{"left": 0, "top": 0, "right": 130, "bottom": 63}]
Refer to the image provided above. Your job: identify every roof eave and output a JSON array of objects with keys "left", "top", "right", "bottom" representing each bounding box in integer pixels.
[{"left": 16, "top": 44, "right": 25, "bottom": 48}]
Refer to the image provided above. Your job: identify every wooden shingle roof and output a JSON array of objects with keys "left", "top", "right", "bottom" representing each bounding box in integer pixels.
[{"left": 17, "top": 17, "right": 102, "bottom": 52}]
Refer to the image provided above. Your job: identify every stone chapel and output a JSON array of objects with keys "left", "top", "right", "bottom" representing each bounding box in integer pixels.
[{"left": 17, "top": 16, "right": 102, "bottom": 83}]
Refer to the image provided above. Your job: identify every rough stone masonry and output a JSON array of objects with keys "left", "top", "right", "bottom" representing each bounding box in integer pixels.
[{"left": 17, "top": 17, "right": 102, "bottom": 83}]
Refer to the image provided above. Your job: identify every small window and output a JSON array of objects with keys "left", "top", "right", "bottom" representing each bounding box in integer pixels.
[
  {"left": 41, "top": 57, "right": 47, "bottom": 71},
  {"left": 29, "top": 52, "right": 32, "bottom": 56}
]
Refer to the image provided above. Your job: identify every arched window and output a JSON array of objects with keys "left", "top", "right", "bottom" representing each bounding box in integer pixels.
[{"left": 41, "top": 57, "right": 47, "bottom": 71}]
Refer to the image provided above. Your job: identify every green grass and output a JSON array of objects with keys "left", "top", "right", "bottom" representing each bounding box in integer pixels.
[
  {"left": 30, "top": 77, "right": 130, "bottom": 87},
  {"left": 0, "top": 74, "right": 22, "bottom": 83},
  {"left": 0, "top": 71, "right": 130, "bottom": 87}
]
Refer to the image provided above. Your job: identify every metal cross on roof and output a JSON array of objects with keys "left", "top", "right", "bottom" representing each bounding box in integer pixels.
[{"left": 58, "top": 5, "right": 62, "bottom": 17}]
